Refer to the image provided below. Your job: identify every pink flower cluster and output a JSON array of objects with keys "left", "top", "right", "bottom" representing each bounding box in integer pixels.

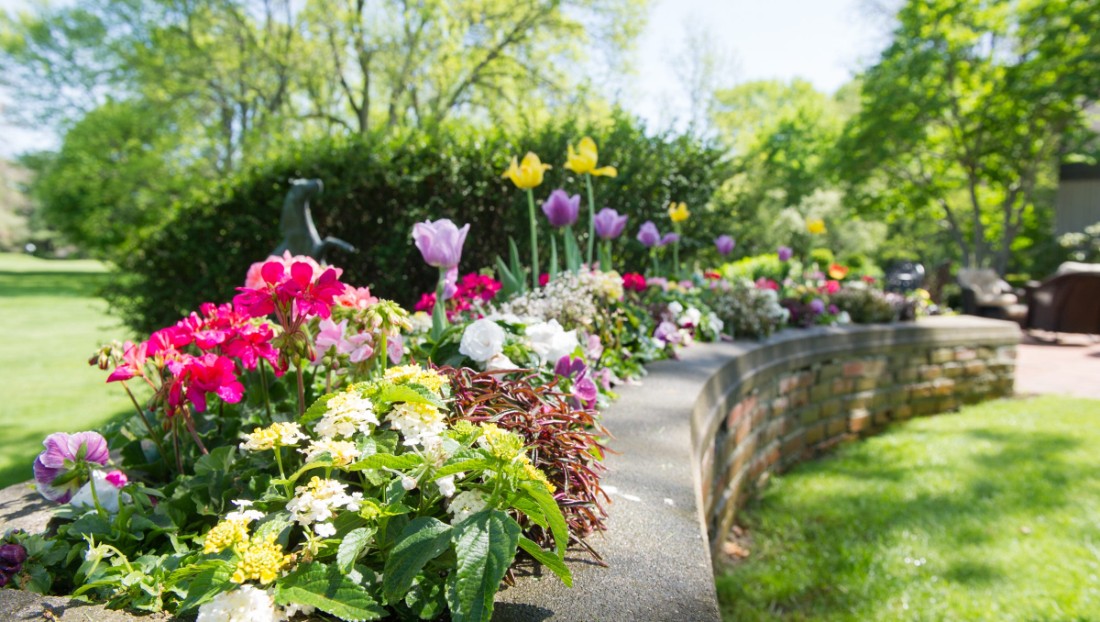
[
  {"left": 235, "top": 256, "right": 345, "bottom": 321},
  {"left": 415, "top": 273, "right": 502, "bottom": 321}
]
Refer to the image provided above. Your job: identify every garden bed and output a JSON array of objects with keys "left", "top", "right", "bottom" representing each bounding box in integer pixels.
[{"left": 0, "top": 316, "right": 1019, "bottom": 621}]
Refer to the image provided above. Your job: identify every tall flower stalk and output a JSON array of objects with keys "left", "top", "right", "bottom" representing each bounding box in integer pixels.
[
  {"left": 668, "top": 201, "right": 690, "bottom": 278},
  {"left": 594, "top": 207, "right": 628, "bottom": 272},
  {"left": 503, "top": 152, "right": 551, "bottom": 288},
  {"left": 564, "top": 137, "right": 617, "bottom": 267},
  {"left": 412, "top": 218, "right": 470, "bottom": 339}
]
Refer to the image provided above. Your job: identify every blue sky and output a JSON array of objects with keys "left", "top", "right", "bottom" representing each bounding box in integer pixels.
[{"left": 0, "top": 0, "right": 890, "bottom": 157}]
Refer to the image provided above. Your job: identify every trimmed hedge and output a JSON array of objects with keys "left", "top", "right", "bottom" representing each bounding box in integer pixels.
[{"left": 106, "top": 112, "right": 731, "bottom": 333}]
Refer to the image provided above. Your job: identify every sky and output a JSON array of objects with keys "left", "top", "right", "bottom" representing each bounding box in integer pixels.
[{"left": 0, "top": 0, "right": 891, "bottom": 158}]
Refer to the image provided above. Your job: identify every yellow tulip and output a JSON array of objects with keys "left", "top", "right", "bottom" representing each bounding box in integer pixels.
[
  {"left": 502, "top": 152, "right": 551, "bottom": 190},
  {"left": 564, "top": 137, "right": 617, "bottom": 177},
  {"left": 668, "top": 201, "right": 690, "bottom": 223},
  {"left": 806, "top": 217, "right": 827, "bottom": 235}
]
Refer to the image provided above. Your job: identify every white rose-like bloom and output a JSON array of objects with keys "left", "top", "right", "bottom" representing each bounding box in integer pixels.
[
  {"left": 679, "top": 306, "right": 702, "bottom": 327},
  {"left": 447, "top": 490, "right": 488, "bottom": 525},
  {"left": 526, "top": 319, "right": 579, "bottom": 365},
  {"left": 70, "top": 470, "right": 129, "bottom": 514},
  {"left": 459, "top": 318, "right": 506, "bottom": 363},
  {"left": 485, "top": 352, "right": 518, "bottom": 373},
  {"left": 197, "top": 585, "right": 285, "bottom": 622}
]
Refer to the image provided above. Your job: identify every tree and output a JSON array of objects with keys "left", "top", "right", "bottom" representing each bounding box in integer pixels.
[{"left": 838, "top": 0, "right": 1100, "bottom": 274}]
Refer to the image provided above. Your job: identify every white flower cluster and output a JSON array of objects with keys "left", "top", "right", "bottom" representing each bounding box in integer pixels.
[
  {"left": 286, "top": 477, "right": 363, "bottom": 530},
  {"left": 712, "top": 282, "right": 790, "bottom": 339},
  {"left": 197, "top": 586, "right": 318, "bottom": 622},
  {"left": 447, "top": 490, "right": 488, "bottom": 525},
  {"left": 225, "top": 499, "right": 265, "bottom": 523},
  {"left": 387, "top": 402, "right": 447, "bottom": 448},
  {"left": 500, "top": 271, "right": 604, "bottom": 328},
  {"left": 300, "top": 438, "right": 361, "bottom": 466},
  {"left": 197, "top": 584, "right": 283, "bottom": 622},
  {"left": 315, "top": 390, "right": 378, "bottom": 439}
]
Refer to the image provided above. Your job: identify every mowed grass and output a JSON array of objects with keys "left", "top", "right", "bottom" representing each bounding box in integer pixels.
[
  {"left": 717, "top": 395, "right": 1100, "bottom": 622},
  {"left": 0, "top": 253, "right": 133, "bottom": 488}
]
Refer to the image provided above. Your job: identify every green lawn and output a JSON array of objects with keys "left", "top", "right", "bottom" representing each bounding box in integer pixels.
[
  {"left": 717, "top": 395, "right": 1100, "bottom": 622},
  {"left": 0, "top": 253, "right": 134, "bottom": 488}
]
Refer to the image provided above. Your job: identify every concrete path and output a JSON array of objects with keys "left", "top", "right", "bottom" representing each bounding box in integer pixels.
[{"left": 1015, "top": 331, "right": 1100, "bottom": 399}]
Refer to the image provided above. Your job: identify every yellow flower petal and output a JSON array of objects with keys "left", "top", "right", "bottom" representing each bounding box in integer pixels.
[
  {"left": 806, "top": 217, "right": 827, "bottom": 235},
  {"left": 668, "top": 201, "right": 690, "bottom": 223},
  {"left": 503, "top": 153, "right": 550, "bottom": 189},
  {"left": 592, "top": 165, "right": 618, "bottom": 177}
]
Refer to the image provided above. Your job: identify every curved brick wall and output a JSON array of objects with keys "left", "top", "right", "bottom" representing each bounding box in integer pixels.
[{"left": 691, "top": 316, "right": 1018, "bottom": 560}]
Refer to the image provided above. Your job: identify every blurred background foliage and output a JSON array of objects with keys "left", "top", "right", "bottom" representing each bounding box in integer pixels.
[{"left": 1, "top": 0, "right": 1098, "bottom": 331}]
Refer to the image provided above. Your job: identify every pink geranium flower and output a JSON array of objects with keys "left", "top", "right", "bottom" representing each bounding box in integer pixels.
[
  {"left": 32, "top": 431, "right": 110, "bottom": 503},
  {"left": 168, "top": 353, "right": 244, "bottom": 413},
  {"left": 107, "top": 341, "right": 148, "bottom": 383},
  {"left": 223, "top": 323, "right": 281, "bottom": 375}
]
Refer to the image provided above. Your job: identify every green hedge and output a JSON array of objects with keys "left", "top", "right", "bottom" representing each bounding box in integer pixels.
[{"left": 106, "top": 112, "right": 731, "bottom": 333}]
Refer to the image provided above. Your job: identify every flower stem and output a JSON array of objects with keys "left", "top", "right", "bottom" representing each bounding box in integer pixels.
[
  {"left": 274, "top": 447, "right": 290, "bottom": 497},
  {"left": 88, "top": 471, "right": 107, "bottom": 517},
  {"left": 585, "top": 175, "right": 596, "bottom": 267},
  {"left": 526, "top": 189, "right": 540, "bottom": 289},
  {"left": 258, "top": 360, "right": 273, "bottom": 423},
  {"left": 672, "top": 221, "right": 681, "bottom": 278},
  {"left": 431, "top": 267, "right": 447, "bottom": 340},
  {"left": 121, "top": 381, "right": 167, "bottom": 462},
  {"left": 295, "top": 361, "right": 306, "bottom": 418}
]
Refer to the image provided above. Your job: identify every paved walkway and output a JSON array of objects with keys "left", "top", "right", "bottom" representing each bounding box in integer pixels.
[{"left": 1015, "top": 331, "right": 1100, "bottom": 399}]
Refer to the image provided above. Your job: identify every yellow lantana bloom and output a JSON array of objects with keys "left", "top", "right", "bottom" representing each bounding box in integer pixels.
[
  {"left": 502, "top": 152, "right": 551, "bottom": 190},
  {"left": 807, "top": 218, "right": 827, "bottom": 235},
  {"left": 668, "top": 201, "right": 690, "bottom": 223},
  {"left": 564, "top": 137, "right": 617, "bottom": 177},
  {"left": 230, "top": 533, "right": 293, "bottom": 584}
]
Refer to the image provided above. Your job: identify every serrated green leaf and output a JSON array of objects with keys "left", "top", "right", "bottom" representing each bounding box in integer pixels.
[
  {"left": 522, "top": 481, "right": 568, "bottom": 554},
  {"left": 517, "top": 536, "right": 572, "bottom": 587},
  {"left": 445, "top": 509, "right": 521, "bottom": 622},
  {"left": 337, "top": 527, "right": 376, "bottom": 574},
  {"left": 175, "top": 560, "right": 235, "bottom": 613},
  {"left": 301, "top": 392, "right": 336, "bottom": 424},
  {"left": 433, "top": 458, "right": 492, "bottom": 479},
  {"left": 508, "top": 495, "right": 547, "bottom": 530},
  {"left": 376, "top": 384, "right": 445, "bottom": 409},
  {"left": 276, "top": 562, "right": 386, "bottom": 621},
  {"left": 382, "top": 517, "right": 453, "bottom": 605},
  {"left": 347, "top": 453, "right": 422, "bottom": 472},
  {"left": 405, "top": 577, "right": 447, "bottom": 620}
]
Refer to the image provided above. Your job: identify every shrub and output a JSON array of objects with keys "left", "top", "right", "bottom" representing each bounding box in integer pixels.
[
  {"left": 829, "top": 286, "right": 900, "bottom": 323},
  {"left": 720, "top": 254, "right": 793, "bottom": 283},
  {"left": 107, "top": 114, "right": 730, "bottom": 333}
]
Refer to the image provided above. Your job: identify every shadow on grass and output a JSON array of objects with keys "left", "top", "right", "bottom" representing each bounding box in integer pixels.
[
  {"left": 0, "top": 408, "right": 135, "bottom": 490},
  {"left": 0, "top": 271, "right": 109, "bottom": 298},
  {"left": 717, "top": 426, "right": 1084, "bottom": 620}
]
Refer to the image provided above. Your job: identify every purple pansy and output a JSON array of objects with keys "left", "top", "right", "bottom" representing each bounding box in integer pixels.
[{"left": 32, "top": 431, "right": 110, "bottom": 503}]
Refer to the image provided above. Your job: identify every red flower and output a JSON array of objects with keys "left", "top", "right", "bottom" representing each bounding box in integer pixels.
[
  {"left": 622, "top": 272, "right": 647, "bottom": 292},
  {"left": 827, "top": 264, "right": 849, "bottom": 280},
  {"left": 862, "top": 275, "right": 876, "bottom": 284},
  {"left": 223, "top": 323, "right": 282, "bottom": 375},
  {"left": 168, "top": 353, "right": 244, "bottom": 413},
  {"left": 539, "top": 273, "right": 550, "bottom": 287},
  {"left": 754, "top": 277, "right": 779, "bottom": 291},
  {"left": 704, "top": 270, "right": 721, "bottom": 280},
  {"left": 457, "top": 273, "right": 502, "bottom": 302},
  {"left": 414, "top": 292, "right": 436, "bottom": 313},
  {"left": 821, "top": 280, "right": 841, "bottom": 295}
]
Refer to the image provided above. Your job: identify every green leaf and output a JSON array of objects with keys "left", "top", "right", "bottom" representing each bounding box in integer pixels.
[
  {"left": 405, "top": 577, "right": 447, "bottom": 620},
  {"left": 301, "top": 392, "right": 336, "bottom": 423},
  {"left": 521, "top": 481, "right": 569, "bottom": 554},
  {"left": 347, "top": 453, "right": 422, "bottom": 472},
  {"left": 175, "top": 560, "right": 234, "bottom": 613},
  {"left": 337, "top": 527, "right": 376, "bottom": 574},
  {"left": 193, "top": 446, "right": 235, "bottom": 476},
  {"left": 508, "top": 495, "right": 547, "bottom": 530},
  {"left": 375, "top": 383, "right": 445, "bottom": 409},
  {"left": 549, "top": 234, "right": 559, "bottom": 281},
  {"left": 275, "top": 562, "right": 386, "bottom": 621},
  {"left": 382, "top": 516, "right": 453, "bottom": 605},
  {"left": 445, "top": 509, "right": 521, "bottom": 622},
  {"left": 433, "top": 458, "right": 492, "bottom": 479},
  {"left": 517, "top": 536, "right": 572, "bottom": 587}
]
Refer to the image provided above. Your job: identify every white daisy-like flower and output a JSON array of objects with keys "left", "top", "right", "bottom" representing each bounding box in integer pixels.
[
  {"left": 225, "top": 499, "right": 265, "bottom": 523},
  {"left": 313, "top": 522, "right": 336, "bottom": 538},
  {"left": 387, "top": 402, "right": 446, "bottom": 448}
]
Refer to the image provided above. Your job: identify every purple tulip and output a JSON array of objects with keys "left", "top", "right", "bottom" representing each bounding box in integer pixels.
[
  {"left": 777, "top": 246, "right": 793, "bottom": 262},
  {"left": 637, "top": 221, "right": 661, "bottom": 248},
  {"left": 715, "top": 235, "right": 735, "bottom": 256},
  {"left": 594, "top": 208, "right": 628, "bottom": 240},
  {"left": 660, "top": 233, "right": 680, "bottom": 247},
  {"left": 413, "top": 218, "right": 470, "bottom": 269},
  {"left": 33, "top": 431, "right": 110, "bottom": 503},
  {"left": 810, "top": 299, "right": 826, "bottom": 314},
  {"left": 541, "top": 189, "right": 581, "bottom": 228}
]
